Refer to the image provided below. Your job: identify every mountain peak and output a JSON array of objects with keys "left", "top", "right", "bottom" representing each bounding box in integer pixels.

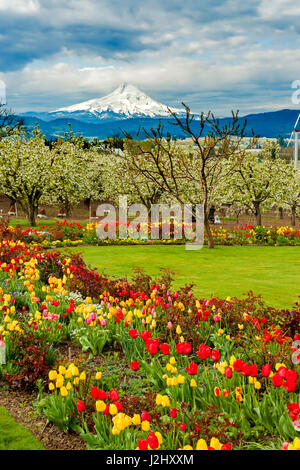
[
  {"left": 114, "top": 82, "right": 135, "bottom": 94},
  {"left": 53, "top": 84, "right": 184, "bottom": 120}
]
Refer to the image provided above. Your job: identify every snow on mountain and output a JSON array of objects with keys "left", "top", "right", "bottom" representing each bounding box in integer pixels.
[{"left": 52, "top": 83, "right": 185, "bottom": 121}]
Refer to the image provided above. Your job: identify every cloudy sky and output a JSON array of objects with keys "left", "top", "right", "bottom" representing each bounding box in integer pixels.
[{"left": 1, "top": 0, "right": 300, "bottom": 115}]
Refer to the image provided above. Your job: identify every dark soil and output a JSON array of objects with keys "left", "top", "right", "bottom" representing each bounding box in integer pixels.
[{"left": 0, "top": 388, "right": 86, "bottom": 450}]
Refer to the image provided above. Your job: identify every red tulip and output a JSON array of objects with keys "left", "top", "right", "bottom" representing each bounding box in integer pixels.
[
  {"left": 283, "top": 379, "right": 297, "bottom": 392},
  {"left": 129, "top": 329, "right": 139, "bottom": 338},
  {"left": 278, "top": 366, "right": 287, "bottom": 378},
  {"left": 147, "top": 432, "right": 159, "bottom": 449},
  {"left": 130, "top": 360, "right": 139, "bottom": 371},
  {"left": 286, "top": 369, "right": 297, "bottom": 382},
  {"left": 211, "top": 349, "right": 220, "bottom": 362},
  {"left": 176, "top": 343, "right": 184, "bottom": 354},
  {"left": 261, "top": 364, "right": 271, "bottom": 377},
  {"left": 225, "top": 367, "right": 233, "bottom": 378},
  {"left": 98, "top": 389, "right": 107, "bottom": 400},
  {"left": 186, "top": 362, "right": 198, "bottom": 375},
  {"left": 183, "top": 342, "right": 192, "bottom": 354},
  {"left": 109, "top": 388, "right": 119, "bottom": 401},
  {"left": 272, "top": 373, "right": 283, "bottom": 387},
  {"left": 221, "top": 444, "right": 232, "bottom": 450},
  {"left": 146, "top": 341, "right": 159, "bottom": 355},
  {"left": 114, "top": 400, "right": 123, "bottom": 411},
  {"left": 141, "top": 411, "right": 151, "bottom": 422},
  {"left": 76, "top": 400, "right": 85, "bottom": 412},
  {"left": 141, "top": 330, "right": 151, "bottom": 341},
  {"left": 249, "top": 364, "right": 258, "bottom": 377},
  {"left": 91, "top": 386, "right": 100, "bottom": 399},
  {"left": 233, "top": 359, "right": 244, "bottom": 372},
  {"left": 197, "top": 343, "right": 211, "bottom": 360},
  {"left": 138, "top": 439, "right": 148, "bottom": 450},
  {"left": 160, "top": 343, "right": 170, "bottom": 355}
]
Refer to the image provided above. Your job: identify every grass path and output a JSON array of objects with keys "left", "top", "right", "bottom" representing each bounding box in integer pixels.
[
  {"left": 71, "top": 245, "right": 300, "bottom": 309},
  {"left": 0, "top": 406, "right": 45, "bottom": 450}
]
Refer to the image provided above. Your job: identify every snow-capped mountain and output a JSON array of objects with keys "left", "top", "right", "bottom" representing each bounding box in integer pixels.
[{"left": 50, "top": 83, "right": 186, "bottom": 122}]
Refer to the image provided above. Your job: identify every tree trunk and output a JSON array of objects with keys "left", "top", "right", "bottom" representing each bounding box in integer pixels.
[
  {"left": 279, "top": 207, "right": 284, "bottom": 219},
  {"left": 204, "top": 214, "right": 214, "bottom": 249},
  {"left": 65, "top": 206, "right": 71, "bottom": 218},
  {"left": 27, "top": 205, "right": 37, "bottom": 226},
  {"left": 254, "top": 202, "right": 262, "bottom": 226},
  {"left": 84, "top": 197, "right": 91, "bottom": 210},
  {"left": 291, "top": 203, "right": 296, "bottom": 226}
]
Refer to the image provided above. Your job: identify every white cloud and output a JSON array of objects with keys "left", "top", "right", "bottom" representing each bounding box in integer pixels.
[
  {"left": 257, "top": 0, "right": 300, "bottom": 19},
  {"left": 0, "top": 0, "right": 40, "bottom": 14},
  {"left": 3, "top": 43, "right": 300, "bottom": 115},
  {"left": 1, "top": 0, "right": 300, "bottom": 114}
]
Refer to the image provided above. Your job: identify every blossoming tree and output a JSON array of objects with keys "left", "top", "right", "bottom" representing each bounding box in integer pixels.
[
  {"left": 0, "top": 127, "right": 54, "bottom": 225},
  {"left": 44, "top": 140, "right": 91, "bottom": 217},
  {"left": 217, "top": 142, "right": 291, "bottom": 226},
  {"left": 279, "top": 168, "right": 300, "bottom": 226}
]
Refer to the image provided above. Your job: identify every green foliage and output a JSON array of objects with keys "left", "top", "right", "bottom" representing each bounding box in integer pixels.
[
  {"left": 36, "top": 393, "right": 77, "bottom": 432},
  {"left": 69, "top": 323, "right": 112, "bottom": 355}
]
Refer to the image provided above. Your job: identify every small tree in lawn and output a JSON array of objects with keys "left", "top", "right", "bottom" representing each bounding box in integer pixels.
[
  {"left": 121, "top": 106, "right": 256, "bottom": 248},
  {"left": 0, "top": 126, "right": 54, "bottom": 225},
  {"left": 218, "top": 142, "right": 290, "bottom": 226}
]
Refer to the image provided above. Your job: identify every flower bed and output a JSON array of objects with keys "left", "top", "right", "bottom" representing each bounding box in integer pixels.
[
  {"left": 0, "top": 240, "right": 299, "bottom": 450},
  {"left": 1, "top": 220, "right": 300, "bottom": 247}
]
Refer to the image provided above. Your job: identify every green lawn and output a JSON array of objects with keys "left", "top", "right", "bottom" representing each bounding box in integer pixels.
[
  {"left": 0, "top": 406, "right": 45, "bottom": 450},
  {"left": 71, "top": 245, "right": 300, "bottom": 309}
]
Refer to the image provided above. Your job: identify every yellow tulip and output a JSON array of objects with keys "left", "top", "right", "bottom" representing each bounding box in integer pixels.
[
  {"left": 132, "top": 414, "right": 141, "bottom": 425},
  {"left": 60, "top": 386, "right": 68, "bottom": 397},
  {"left": 141, "top": 420, "right": 150, "bottom": 431},
  {"left": 96, "top": 400, "right": 106, "bottom": 412},
  {"left": 196, "top": 439, "right": 208, "bottom": 450}
]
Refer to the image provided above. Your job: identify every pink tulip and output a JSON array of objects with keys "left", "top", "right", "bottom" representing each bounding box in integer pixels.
[{"left": 213, "top": 315, "right": 221, "bottom": 322}]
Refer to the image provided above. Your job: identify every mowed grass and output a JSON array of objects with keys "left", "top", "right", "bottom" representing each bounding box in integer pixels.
[
  {"left": 0, "top": 406, "right": 45, "bottom": 450},
  {"left": 71, "top": 245, "right": 300, "bottom": 309}
]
